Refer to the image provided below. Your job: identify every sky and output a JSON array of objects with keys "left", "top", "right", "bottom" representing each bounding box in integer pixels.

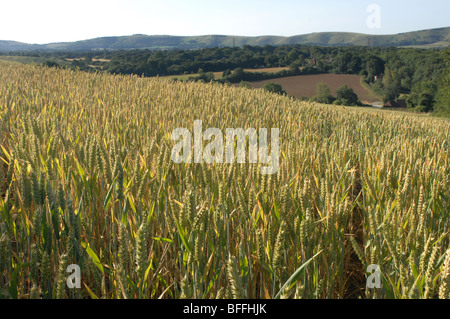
[{"left": 0, "top": 0, "right": 449, "bottom": 44}]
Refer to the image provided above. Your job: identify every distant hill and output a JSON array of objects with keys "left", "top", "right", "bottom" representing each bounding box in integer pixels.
[{"left": 1, "top": 27, "right": 449, "bottom": 51}]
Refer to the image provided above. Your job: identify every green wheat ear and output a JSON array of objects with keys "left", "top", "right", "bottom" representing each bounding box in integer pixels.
[
  {"left": 6, "top": 155, "right": 15, "bottom": 187},
  {"left": 32, "top": 209, "right": 42, "bottom": 237},
  {"left": 424, "top": 245, "right": 440, "bottom": 299},
  {"left": 56, "top": 254, "right": 68, "bottom": 299},
  {"left": 31, "top": 171, "right": 39, "bottom": 205},
  {"left": 256, "top": 229, "right": 264, "bottom": 262},
  {"left": 20, "top": 167, "right": 32, "bottom": 208},
  {"left": 227, "top": 256, "right": 244, "bottom": 299},
  {"left": 272, "top": 221, "right": 286, "bottom": 269},
  {"left": 349, "top": 236, "right": 365, "bottom": 264},
  {"left": 30, "top": 244, "right": 40, "bottom": 283},
  {"left": 134, "top": 221, "right": 148, "bottom": 281},
  {"left": 418, "top": 232, "right": 432, "bottom": 270},
  {"left": 118, "top": 223, "right": 131, "bottom": 272},
  {"left": 40, "top": 251, "right": 51, "bottom": 296}
]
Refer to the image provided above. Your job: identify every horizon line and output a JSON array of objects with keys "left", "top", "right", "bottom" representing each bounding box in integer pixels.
[{"left": 1, "top": 26, "right": 449, "bottom": 46}]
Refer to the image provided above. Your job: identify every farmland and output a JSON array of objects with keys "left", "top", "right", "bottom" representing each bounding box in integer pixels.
[
  {"left": 162, "top": 67, "right": 291, "bottom": 81},
  {"left": 0, "top": 61, "right": 449, "bottom": 300},
  {"left": 163, "top": 71, "right": 224, "bottom": 81},
  {"left": 247, "top": 74, "right": 381, "bottom": 104},
  {"left": 0, "top": 55, "right": 48, "bottom": 65},
  {"left": 2, "top": 43, "right": 448, "bottom": 115}
]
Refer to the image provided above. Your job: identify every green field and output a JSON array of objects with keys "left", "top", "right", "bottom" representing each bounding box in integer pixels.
[
  {"left": 0, "top": 61, "right": 449, "bottom": 300},
  {"left": 0, "top": 55, "right": 48, "bottom": 65}
]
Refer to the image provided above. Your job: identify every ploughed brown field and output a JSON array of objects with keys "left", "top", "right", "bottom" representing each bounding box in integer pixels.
[{"left": 248, "top": 74, "right": 380, "bottom": 103}]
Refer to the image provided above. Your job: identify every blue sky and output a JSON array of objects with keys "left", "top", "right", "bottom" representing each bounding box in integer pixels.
[{"left": 1, "top": 0, "right": 449, "bottom": 44}]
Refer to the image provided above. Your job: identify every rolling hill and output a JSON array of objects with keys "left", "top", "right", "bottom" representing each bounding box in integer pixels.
[{"left": 0, "top": 27, "right": 449, "bottom": 51}]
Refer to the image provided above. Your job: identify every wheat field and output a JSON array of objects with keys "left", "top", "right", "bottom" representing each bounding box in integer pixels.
[{"left": 0, "top": 61, "right": 449, "bottom": 299}]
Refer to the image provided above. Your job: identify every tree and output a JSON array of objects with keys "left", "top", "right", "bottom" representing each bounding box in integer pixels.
[
  {"left": 333, "top": 52, "right": 362, "bottom": 74},
  {"left": 287, "top": 49, "right": 300, "bottom": 64},
  {"left": 407, "top": 79, "right": 438, "bottom": 111},
  {"left": 288, "top": 63, "right": 301, "bottom": 74},
  {"left": 263, "top": 82, "right": 286, "bottom": 96},
  {"left": 335, "top": 85, "right": 358, "bottom": 106},
  {"left": 365, "top": 55, "right": 385, "bottom": 79},
  {"left": 197, "top": 72, "right": 215, "bottom": 82},
  {"left": 239, "top": 81, "right": 252, "bottom": 89},
  {"left": 232, "top": 67, "right": 244, "bottom": 78},
  {"left": 434, "top": 48, "right": 450, "bottom": 115},
  {"left": 224, "top": 67, "right": 246, "bottom": 83},
  {"left": 418, "top": 93, "right": 434, "bottom": 112},
  {"left": 314, "top": 82, "right": 335, "bottom": 104},
  {"left": 222, "top": 69, "right": 232, "bottom": 77},
  {"left": 382, "top": 66, "right": 401, "bottom": 102},
  {"left": 264, "top": 55, "right": 278, "bottom": 67}
]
